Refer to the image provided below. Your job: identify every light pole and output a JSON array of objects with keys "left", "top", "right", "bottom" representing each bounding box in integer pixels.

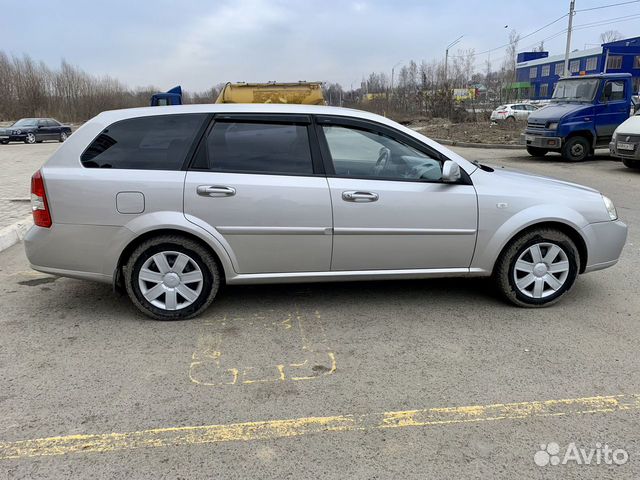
[{"left": 444, "top": 35, "right": 464, "bottom": 83}]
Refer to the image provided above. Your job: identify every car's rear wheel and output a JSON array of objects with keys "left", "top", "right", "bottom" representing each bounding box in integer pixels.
[
  {"left": 25, "top": 133, "right": 36, "bottom": 144},
  {"left": 561, "top": 136, "right": 590, "bottom": 162},
  {"left": 622, "top": 158, "right": 640, "bottom": 169},
  {"left": 506, "top": 116, "right": 516, "bottom": 122},
  {"left": 494, "top": 228, "right": 579, "bottom": 307},
  {"left": 59, "top": 132, "right": 68, "bottom": 142},
  {"left": 123, "top": 235, "right": 220, "bottom": 320},
  {"left": 526, "top": 146, "right": 548, "bottom": 157}
]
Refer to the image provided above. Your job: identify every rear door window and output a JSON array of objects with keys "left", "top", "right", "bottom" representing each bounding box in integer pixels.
[
  {"left": 204, "top": 121, "right": 314, "bottom": 175},
  {"left": 81, "top": 114, "right": 207, "bottom": 170}
]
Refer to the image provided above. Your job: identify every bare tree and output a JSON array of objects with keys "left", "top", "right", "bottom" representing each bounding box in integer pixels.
[{"left": 600, "top": 30, "right": 623, "bottom": 43}]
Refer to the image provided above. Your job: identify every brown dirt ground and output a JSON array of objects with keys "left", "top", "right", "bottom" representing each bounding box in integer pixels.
[{"left": 409, "top": 119, "right": 526, "bottom": 145}]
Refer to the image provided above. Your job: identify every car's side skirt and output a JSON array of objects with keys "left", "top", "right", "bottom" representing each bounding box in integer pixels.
[{"left": 227, "top": 268, "right": 489, "bottom": 285}]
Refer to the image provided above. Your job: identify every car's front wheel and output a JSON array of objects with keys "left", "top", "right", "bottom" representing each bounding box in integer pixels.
[
  {"left": 123, "top": 235, "right": 220, "bottom": 320},
  {"left": 561, "top": 136, "right": 590, "bottom": 162},
  {"left": 494, "top": 228, "right": 579, "bottom": 307},
  {"left": 59, "top": 132, "right": 68, "bottom": 142},
  {"left": 25, "top": 133, "right": 36, "bottom": 144}
]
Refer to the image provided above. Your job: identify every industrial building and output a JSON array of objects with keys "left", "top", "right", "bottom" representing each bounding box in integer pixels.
[{"left": 514, "top": 35, "right": 640, "bottom": 100}]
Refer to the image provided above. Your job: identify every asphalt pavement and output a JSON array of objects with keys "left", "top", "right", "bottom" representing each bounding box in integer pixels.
[{"left": 1, "top": 144, "right": 639, "bottom": 479}]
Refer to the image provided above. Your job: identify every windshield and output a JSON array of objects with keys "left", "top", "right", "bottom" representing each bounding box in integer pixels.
[
  {"left": 12, "top": 118, "right": 37, "bottom": 127},
  {"left": 552, "top": 79, "right": 600, "bottom": 102}
]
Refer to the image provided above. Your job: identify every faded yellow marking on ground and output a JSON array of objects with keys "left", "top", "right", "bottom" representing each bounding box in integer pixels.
[
  {"left": 2, "top": 394, "right": 638, "bottom": 460},
  {"left": 189, "top": 308, "right": 336, "bottom": 386}
]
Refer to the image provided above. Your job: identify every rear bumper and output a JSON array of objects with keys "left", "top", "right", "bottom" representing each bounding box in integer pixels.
[
  {"left": 581, "top": 219, "right": 628, "bottom": 273},
  {"left": 24, "top": 223, "right": 134, "bottom": 284}
]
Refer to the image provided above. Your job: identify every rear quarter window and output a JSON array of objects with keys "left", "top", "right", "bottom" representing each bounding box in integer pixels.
[{"left": 81, "top": 114, "right": 207, "bottom": 170}]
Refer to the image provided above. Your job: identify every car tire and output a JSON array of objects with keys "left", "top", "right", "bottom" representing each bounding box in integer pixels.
[
  {"left": 59, "top": 132, "right": 68, "bottom": 142},
  {"left": 494, "top": 228, "right": 579, "bottom": 308},
  {"left": 123, "top": 235, "right": 221, "bottom": 320},
  {"left": 0, "top": 140, "right": 8, "bottom": 145},
  {"left": 25, "top": 133, "right": 36, "bottom": 144},
  {"left": 526, "top": 146, "right": 548, "bottom": 157},
  {"left": 622, "top": 158, "right": 640, "bottom": 169},
  {"left": 561, "top": 136, "right": 590, "bottom": 162},
  {"left": 506, "top": 116, "right": 516, "bottom": 122}
]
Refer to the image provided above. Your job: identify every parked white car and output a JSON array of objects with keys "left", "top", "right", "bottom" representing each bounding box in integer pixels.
[
  {"left": 609, "top": 109, "right": 640, "bottom": 169},
  {"left": 490, "top": 103, "right": 538, "bottom": 122}
]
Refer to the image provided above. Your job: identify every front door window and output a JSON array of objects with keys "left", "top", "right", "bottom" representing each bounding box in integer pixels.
[{"left": 322, "top": 125, "right": 443, "bottom": 182}]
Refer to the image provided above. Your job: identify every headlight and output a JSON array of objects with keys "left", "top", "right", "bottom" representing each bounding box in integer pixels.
[
  {"left": 547, "top": 122, "right": 558, "bottom": 130},
  {"left": 13, "top": 129, "right": 21, "bottom": 135},
  {"left": 603, "top": 195, "right": 618, "bottom": 221}
]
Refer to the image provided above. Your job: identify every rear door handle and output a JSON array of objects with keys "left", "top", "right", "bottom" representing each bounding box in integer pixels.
[
  {"left": 342, "top": 191, "right": 379, "bottom": 202},
  {"left": 197, "top": 185, "right": 236, "bottom": 197}
]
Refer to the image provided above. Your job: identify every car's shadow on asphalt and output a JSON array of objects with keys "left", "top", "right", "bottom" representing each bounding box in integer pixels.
[{"left": 24, "top": 270, "right": 600, "bottom": 324}]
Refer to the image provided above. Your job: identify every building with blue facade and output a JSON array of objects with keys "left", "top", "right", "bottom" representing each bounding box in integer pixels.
[{"left": 514, "top": 36, "right": 640, "bottom": 100}]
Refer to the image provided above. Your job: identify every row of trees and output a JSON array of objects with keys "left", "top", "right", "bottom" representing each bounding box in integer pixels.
[
  {"left": 331, "top": 29, "right": 525, "bottom": 121},
  {"left": 0, "top": 51, "right": 225, "bottom": 122}
]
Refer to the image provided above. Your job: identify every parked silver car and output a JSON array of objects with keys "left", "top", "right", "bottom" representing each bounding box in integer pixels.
[{"left": 25, "top": 104, "right": 627, "bottom": 320}]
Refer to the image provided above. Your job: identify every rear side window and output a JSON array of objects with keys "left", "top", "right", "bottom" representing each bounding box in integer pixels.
[
  {"left": 81, "top": 114, "right": 207, "bottom": 170},
  {"left": 205, "top": 122, "right": 313, "bottom": 175}
]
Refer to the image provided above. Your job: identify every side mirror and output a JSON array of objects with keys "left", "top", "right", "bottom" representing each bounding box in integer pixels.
[{"left": 442, "top": 160, "right": 461, "bottom": 183}]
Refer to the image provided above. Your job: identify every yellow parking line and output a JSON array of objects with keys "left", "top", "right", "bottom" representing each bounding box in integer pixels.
[{"left": 1, "top": 393, "right": 638, "bottom": 460}]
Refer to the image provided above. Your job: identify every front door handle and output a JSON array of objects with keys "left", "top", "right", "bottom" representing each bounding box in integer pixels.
[
  {"left": 342, "top": 191, "right": 379, "bottom": 202},
  {"left": 197, "top": 185, "right": 236, "bottom": 197}
]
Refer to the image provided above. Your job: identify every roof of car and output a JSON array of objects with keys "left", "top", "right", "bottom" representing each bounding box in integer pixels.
[{"left": 95, "top": 103, "right": 392, "bottom": 125}]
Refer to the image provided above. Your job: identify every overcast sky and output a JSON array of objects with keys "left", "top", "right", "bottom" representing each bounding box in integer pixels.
[{"left": 1, "top": 0, "right": 638, "bottom": 91}]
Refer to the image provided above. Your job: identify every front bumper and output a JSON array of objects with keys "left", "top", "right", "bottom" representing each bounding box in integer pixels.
[
  {"left": 581, "top": 219, "right": 628, "bottom": 273},
  {"left": 609, "top": 140, "right": 640, "bottom": 160},
  {"left": 524, "top": 131, "right": 562, "bottom": 150},
  {"left": 0, "top": 133, "right": 27, "bottom": 142}
]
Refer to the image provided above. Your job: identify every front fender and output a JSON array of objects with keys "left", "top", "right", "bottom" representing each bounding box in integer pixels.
[
  {"left": 471, "top": 204, "right": 590, "bottom": 272},
  {"left": 558, "top": 119, "right": 596, "bottom": 143}
]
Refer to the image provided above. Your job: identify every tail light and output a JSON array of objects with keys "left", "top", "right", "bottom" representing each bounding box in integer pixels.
[{"left": 31, "top": 170, "right": 52, "bottom": 228}]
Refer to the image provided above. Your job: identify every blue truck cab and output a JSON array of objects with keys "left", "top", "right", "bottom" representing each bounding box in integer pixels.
[
  {"left": 524, "top": 73, "right": 634, "bottom": 161},
  {"left": 150, "top": 86, "right": 183, "bottom": 106}
]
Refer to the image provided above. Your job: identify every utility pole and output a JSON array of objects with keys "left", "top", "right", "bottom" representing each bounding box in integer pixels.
[
  {"left": 563, "top": 0, "right": 576, "bottom": 77},
  {"left": 445, "top": 35, "right": 463, "bottom": 84}
]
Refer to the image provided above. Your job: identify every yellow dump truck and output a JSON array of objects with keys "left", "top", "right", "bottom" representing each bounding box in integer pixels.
[{"left": 215, "top": 82, "right": 325, "bottom": 105}]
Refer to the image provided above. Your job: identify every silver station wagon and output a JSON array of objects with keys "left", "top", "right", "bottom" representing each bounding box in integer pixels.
[{"left": 25, "top": 105, "right": 627, "bottom": 320}]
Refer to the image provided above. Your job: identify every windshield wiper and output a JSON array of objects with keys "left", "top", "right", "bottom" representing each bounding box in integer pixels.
[{"left": 472, "top": 160, "right": 494, "bottom": 172}]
